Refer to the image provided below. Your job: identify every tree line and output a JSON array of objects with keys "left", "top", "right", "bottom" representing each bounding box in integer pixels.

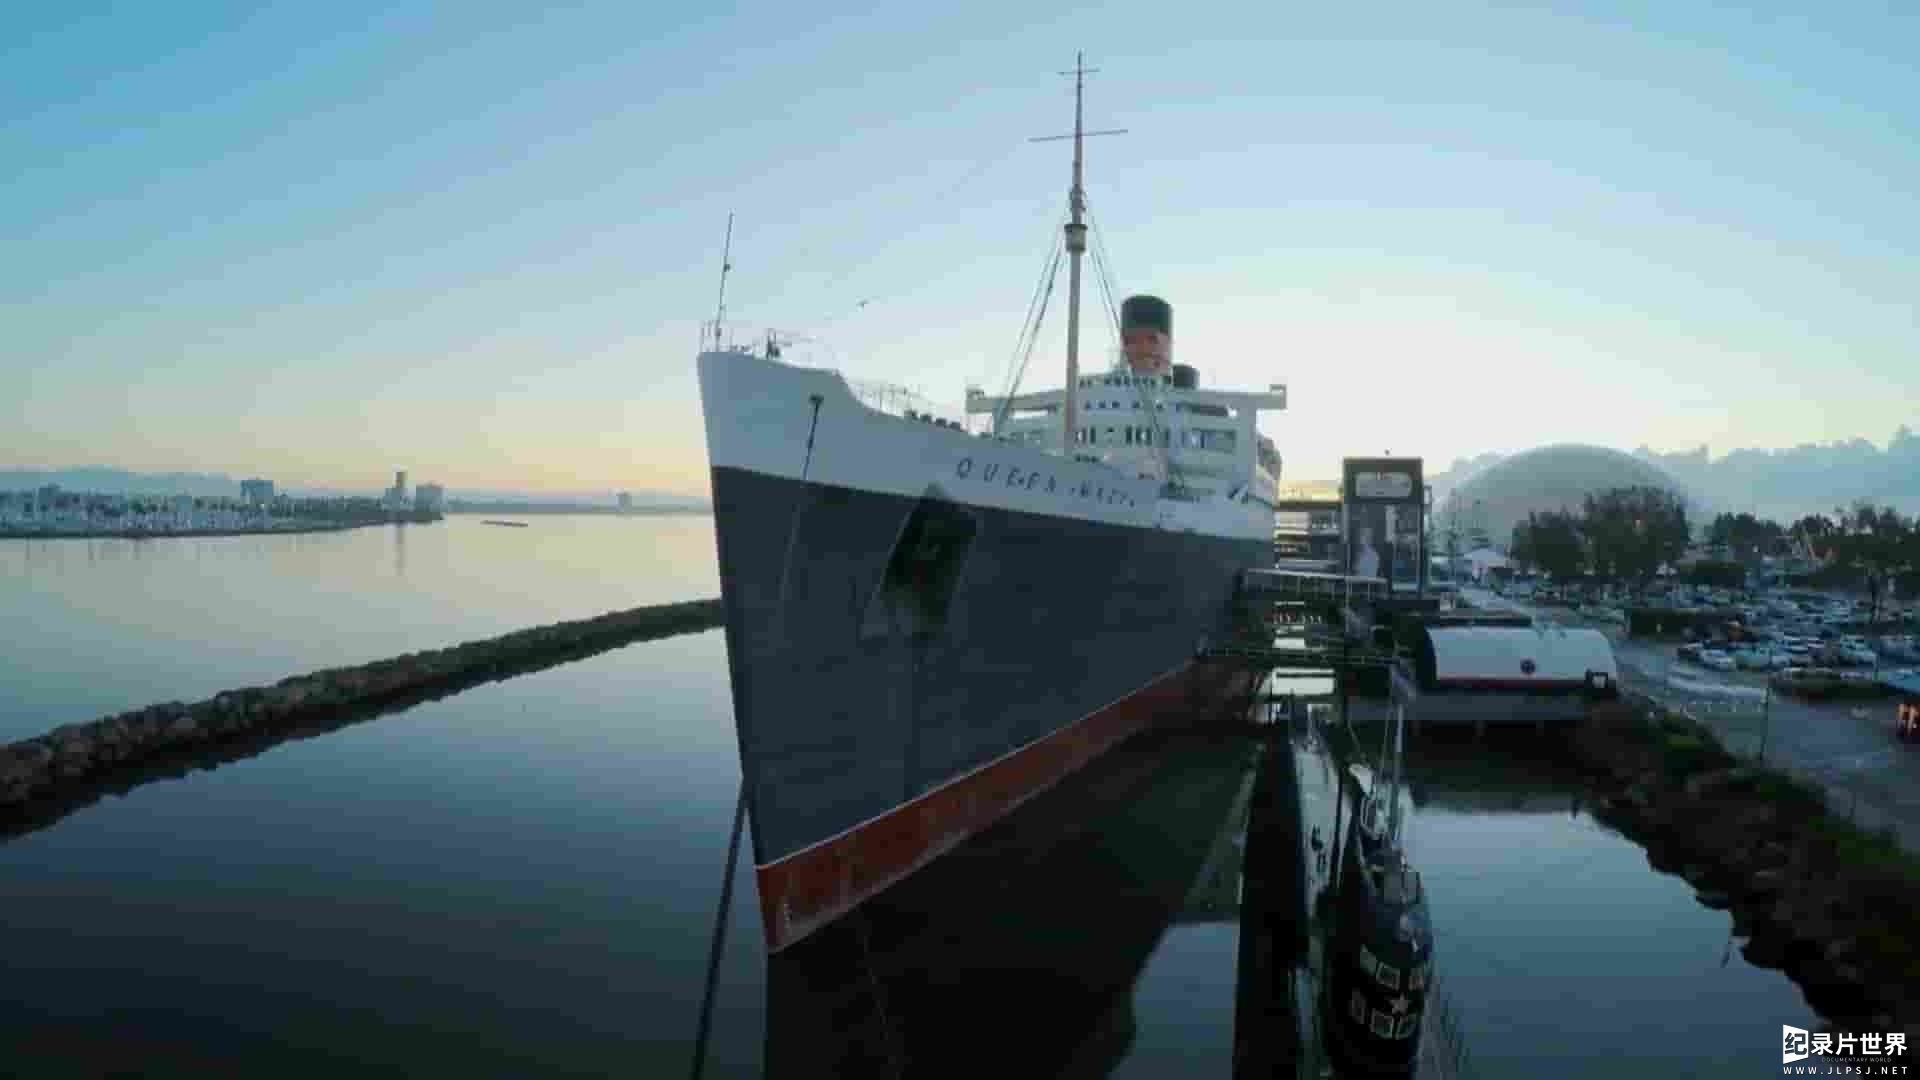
[{"left": 1506, "top": 487, "right": 1920, "bottom": 614}]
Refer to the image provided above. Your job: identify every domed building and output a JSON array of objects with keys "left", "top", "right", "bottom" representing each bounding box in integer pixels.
[{"left": 1437, "top": 444, "right": 1692, "bottom": 551}]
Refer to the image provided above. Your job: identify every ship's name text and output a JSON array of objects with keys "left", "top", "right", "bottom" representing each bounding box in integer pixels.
[{"left": 953, "top": 457, "right": 1138, "bottom": 508}]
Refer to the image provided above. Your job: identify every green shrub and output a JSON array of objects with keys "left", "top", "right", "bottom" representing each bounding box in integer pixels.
[
  {"left": 1662, "top": 733, "right": 1718, "bottom": 779},
  {"left": 1856, "top": 924, "right": 1920, "bottom": 981}
]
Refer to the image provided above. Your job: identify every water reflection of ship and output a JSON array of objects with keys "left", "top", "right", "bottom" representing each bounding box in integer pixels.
[
  {"left": 1317, "top": 702, "right": 1434, "bottom": 1077},
  {"left": 757, "top": 730, "right": 1259, "bottom": 1078}
]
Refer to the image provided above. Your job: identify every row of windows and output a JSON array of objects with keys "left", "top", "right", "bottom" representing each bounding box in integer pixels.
[
  {"left": 1081, "top": 398, "right": 1230, "bottom": 417},
  {"left": 1358, "top": 946, "right": 1428, "bottom": 991},
  {"left": 1073, "top": 426, "right": 1238, "bottom": 451},
  {"left": 1349, "top": 990, "right": 1420, "bottom": 1040},
  {"left": 1191, "top": 429, "right": 1237, "bottom": 452},
  {"left": 1080, "top": 375, "right": 1172, "bottom": 388}
]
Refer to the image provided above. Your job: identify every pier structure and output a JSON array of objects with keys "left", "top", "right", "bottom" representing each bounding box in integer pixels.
[
  {"left": 1273, "top": 497, "right": 1343, "bottom": 563},
  {"left": 1217, "top": 566, "right": 1623, "bottom": 740}
]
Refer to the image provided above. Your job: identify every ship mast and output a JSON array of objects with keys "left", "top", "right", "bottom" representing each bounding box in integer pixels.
[
  {"left": 710, "top": 212, "right": 734, "bottom": 352},
  {"left": 1062, "top": 56, "right": 1090, "bottom": 454},
  {"left": 1031, "top": 54, "right": 1124, "bottom": 454}
]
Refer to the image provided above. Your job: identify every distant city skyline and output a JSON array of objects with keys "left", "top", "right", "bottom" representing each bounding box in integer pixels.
[
  {"left": 11, "top": 420, "right": 1920, "bottom": 515},
  {"left": 0, "top": 466, "right": 709, "bottom": 506},
  {"left": 6, "top": 5, "right": 1918, "bottom": 493}
]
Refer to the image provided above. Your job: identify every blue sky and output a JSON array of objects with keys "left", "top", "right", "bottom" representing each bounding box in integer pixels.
[{"left": 5, "top": 1, "right": 1916, "bottom": 495}]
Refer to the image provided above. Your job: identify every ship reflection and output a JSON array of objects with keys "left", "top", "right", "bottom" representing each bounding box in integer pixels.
[
  {"left": 759, "top": 729, "right": 1259, "bottom": 1078},
  {"left": 714, "top": 694, "right": 1511, "bottom": 1078}
]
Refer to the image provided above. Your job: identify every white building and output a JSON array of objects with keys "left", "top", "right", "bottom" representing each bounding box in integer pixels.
[{"left": 1459, "top": 546, "right": 1511, "bottom": 582}]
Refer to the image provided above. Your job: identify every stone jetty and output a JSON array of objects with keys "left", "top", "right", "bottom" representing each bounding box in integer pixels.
[
  {"left": 0, "top": 598, "right": 723, "bottom": 815},
  {"left": 1573, "top": 695, "right": 1920, "bottom": 1030}
]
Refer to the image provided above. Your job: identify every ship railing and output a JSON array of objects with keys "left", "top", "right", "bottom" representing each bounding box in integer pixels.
[{"left": 838, "top": 376, "right": 974, "bottom": 430}]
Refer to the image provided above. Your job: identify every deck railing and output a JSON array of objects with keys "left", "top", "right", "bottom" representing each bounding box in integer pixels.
[{"left": 839, "top": 376, "right": 973, "bottom": 430}]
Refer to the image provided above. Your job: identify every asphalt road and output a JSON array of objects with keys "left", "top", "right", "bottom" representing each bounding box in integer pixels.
[{"left": 1458, "top": 586, "right": 1920, "bottom": 852}]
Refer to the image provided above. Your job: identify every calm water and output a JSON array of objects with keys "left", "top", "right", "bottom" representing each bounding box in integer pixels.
[
  {"left": 0, "top": 518, "right": 1829, "bottom": 1076},
  {"left": 0, "top": 515, "right": 724, "bottom": 742},
  {"left": 1288, "top": 696, "right": 1822, "bottom": 1079}
]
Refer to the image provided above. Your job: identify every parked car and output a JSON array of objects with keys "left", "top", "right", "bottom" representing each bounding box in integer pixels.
[
  {"left": 1699, "top": 650, "right": 1737, "bottom": 672},
  {"left": 1774, "top": 666, "right": 1842, "bottom": 696},
  {"left": 1840, "top": 644, "right": 1878, "bottom": 666}
]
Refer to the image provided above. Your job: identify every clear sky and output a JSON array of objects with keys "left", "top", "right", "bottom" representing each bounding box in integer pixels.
[{"left": 5, "top": 2, "right": 1916, "bottom": 495}]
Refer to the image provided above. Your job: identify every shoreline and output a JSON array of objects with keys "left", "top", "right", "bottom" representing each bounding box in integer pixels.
[
  {"left": 1, "top": 523, "right": 368, "bottom": 541},
  {"left": 1572, "top": 693, "right": 1920, "bottom": 1029},
  {"left": 0, "top": 597, "right": 724, "bottom": 820},
  {"left": 0, "top": 517, "right": 442, "bottom": 541}
]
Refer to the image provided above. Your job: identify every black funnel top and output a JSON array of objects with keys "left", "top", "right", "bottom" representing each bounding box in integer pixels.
[{"left": 1120, "top": 295, "right": 1172, "bottom": 338}]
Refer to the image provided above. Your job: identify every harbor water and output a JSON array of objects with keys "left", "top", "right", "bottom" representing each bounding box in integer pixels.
[{"left": 0, "top": 517, "right": 1830, "bottom": 1076}]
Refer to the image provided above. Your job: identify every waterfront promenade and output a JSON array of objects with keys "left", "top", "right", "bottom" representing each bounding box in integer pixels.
[{"left": 1462, "top": 586, "right": 1920, "bottom": 854}]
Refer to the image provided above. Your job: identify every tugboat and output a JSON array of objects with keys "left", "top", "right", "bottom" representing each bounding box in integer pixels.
[{"left": 1322, "top": 699, "right": 1433, "bottom": 1076}]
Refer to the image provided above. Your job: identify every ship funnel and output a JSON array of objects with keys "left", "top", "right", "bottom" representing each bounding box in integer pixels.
[{"left": 1120, "top": 294, "right": 1172, "bottom": 376}]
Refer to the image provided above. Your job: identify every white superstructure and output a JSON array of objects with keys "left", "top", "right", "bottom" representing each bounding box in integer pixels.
[
  {"left": 700, "top": 50, "right": 1287, "bottom": 544},
  {"left": 967, "top": 361, "right": 1285, "bottom": 526}
]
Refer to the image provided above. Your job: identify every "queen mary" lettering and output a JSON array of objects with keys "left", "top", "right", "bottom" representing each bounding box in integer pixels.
[{"left": 954, "top": 456, "right": 1137, "bottom": 509}]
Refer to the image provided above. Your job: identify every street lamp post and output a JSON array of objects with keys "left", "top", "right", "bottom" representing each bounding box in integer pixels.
[{"left": 1757, "top": 674, "right": 1772, "bottom": 763}]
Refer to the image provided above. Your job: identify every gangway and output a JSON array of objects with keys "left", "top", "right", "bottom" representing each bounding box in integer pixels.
[
  {"left": 1201, "top": 638, "right": 1399, "bottom": 673},
  {"left": 1241, "top": 567, "right": 1389, "bottom": 605},
  {"left": 1272, "top": 557, "right": 1340, "bottom": 574}
]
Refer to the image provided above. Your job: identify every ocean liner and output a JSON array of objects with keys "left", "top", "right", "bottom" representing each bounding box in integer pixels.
[{"left": 696, "top": 54, "right": 1288, "bottom": 953}]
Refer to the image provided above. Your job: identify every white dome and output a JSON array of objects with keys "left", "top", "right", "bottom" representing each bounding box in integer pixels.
[{"left": 1439, "top": 444, "right": 1689, "bottom": 548}]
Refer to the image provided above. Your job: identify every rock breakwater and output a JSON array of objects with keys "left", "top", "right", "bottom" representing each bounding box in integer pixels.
[
  {"left": 1573, "top": 695, "right": 1920, "bottom": 1029},
  {"left": 0, "top": 598, "right": 723, "bottom": 816}
]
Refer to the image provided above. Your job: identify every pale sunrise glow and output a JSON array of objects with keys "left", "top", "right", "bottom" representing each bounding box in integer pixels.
[{"left": 6, "top": 3, "right": 1917, "bottom": 494}]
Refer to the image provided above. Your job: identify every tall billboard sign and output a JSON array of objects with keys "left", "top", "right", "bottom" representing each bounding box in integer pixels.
[{"left": 1342, "top": 457, "right": 1426, "bottom": 596}]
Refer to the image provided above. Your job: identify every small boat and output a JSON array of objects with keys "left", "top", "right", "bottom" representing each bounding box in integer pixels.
[
  {"left": 1322, "top": 700, "right": 1433, "bottom": 1076},
  {"left": 481, "top": 520, "right": 529, "bottom": 528}
]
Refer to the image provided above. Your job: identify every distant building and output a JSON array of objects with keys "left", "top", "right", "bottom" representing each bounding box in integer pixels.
[
  {"left": 415, "top": 483, "right": 445, "bottom": 513},
  {"left": 171, "top": 494, "right": 195, "bottom": 527},
  {"left": 617, "top": 492, "right": 633, "bottom": 512},
  {"left": 1438, "top": 444, "right": 1690, "bottom": 552},
  {"left": 384, "top": 469, "right": 411, "bottom": 511},
  {"left": 241, "top": 478, "right": 275, "bottom": 504}
]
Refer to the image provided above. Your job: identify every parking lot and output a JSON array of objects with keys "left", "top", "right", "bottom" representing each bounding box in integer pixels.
[{"left": 1459, "top": 587, "right": 1920, "bottom": 853}]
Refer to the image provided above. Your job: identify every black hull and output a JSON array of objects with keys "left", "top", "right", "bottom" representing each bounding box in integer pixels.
[
  {"left": 1322, "top": 785, "right": 1433, "bottom": 1076},
  {"left": 711, "top": 464, "right": 1264, "bottom": 867}
]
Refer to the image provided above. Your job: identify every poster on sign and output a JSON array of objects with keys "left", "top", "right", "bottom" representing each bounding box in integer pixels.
[{"left": 1343, "top": 458, "right": 1425, "bottom": 595}]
